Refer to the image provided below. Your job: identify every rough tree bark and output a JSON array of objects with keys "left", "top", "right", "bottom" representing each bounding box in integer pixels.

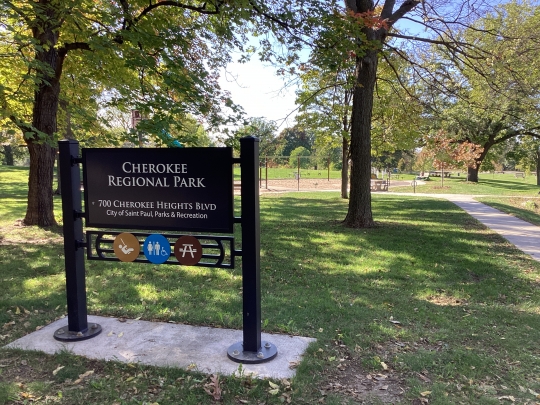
[
  {"left": 344, "top": 49, "right": 379, "bottom": 227},
  {"left": 1, "top": 145, "right": 14, "bottom": 165},
  {"left": 341, "top": 92, "right": 351, "bottom": 199},
  {"left": 22, "top": 6, "right": 63, "bottom": 226},
  {"left": 343, "top": 0, "right": 420, "bottom": 228},
  {"left": 341, "top": 137, "right": 349, "bottom": 199},
  {"left": 536, "top": 149, "right": 540, "bottom": 186}
]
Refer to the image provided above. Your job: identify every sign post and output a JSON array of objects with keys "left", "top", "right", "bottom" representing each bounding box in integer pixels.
[
  {"left": 227, "top": 136, "right": 277, "bottom": 363},
  {"left": 55, "top": 140, "right": 102, "bottom": 341}
]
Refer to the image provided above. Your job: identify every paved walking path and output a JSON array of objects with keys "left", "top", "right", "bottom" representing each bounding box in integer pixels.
[{"left": 391, "top": 192, "right": 540, "bottom": 262}]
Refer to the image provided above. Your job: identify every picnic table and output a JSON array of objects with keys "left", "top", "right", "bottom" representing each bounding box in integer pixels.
[
  {"left": 371, "top": 179, "right": 388, "bottom": 191},
  {"left": 515, "top": 172, "right": 525, "bottom": 178},
  {"left": 428, "top": 171, "right": 452, "bottom": 177}
]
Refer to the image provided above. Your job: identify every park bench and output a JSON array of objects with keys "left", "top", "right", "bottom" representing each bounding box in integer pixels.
[{"left": 515, "top": 172, "right": 525, "bottom": 178}]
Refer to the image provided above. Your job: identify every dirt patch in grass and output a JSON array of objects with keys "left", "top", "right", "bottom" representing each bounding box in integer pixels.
[
  {"left": 0, "top": 220, "right": 63, "bottom": 246},
  {"left": 323, "top": 359, "right": 405, "bottom": 403},
  {"left": 320, "top": 343, "right": 406, "bottom": 404}
]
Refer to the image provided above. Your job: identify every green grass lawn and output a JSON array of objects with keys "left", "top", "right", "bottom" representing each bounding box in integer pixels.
[
  {"left": 475, "top": 196, "right": 540, "bottom": 226},
  {"left": 391, "top": 172, "right": 540, "bottom": 196},
  {"left": 1, "top": 165, "right": 540, "bottom": 404},
  {"left": 389, "top": 172, "right": 540, "bottom": 225}
]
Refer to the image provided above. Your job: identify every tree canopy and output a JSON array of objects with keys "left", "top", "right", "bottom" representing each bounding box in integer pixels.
[
  {"left": 415, "top": 1, "right": 540, "bottom": 181},
  {"left": 0, "top": 0, "right": 325, "bottom": 225}
]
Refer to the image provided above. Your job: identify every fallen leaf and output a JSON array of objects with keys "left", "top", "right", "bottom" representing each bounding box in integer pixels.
[
  {"left": 79, "top": 370, "right": 94, "bottom": 379},
  {"left": 269, "top": 381, "right": 279, "bottom": 389},
  {"left": 528, "top": 388, "right": 539, "bottom": 396},
  {"left": 498, "top": 396, "right": 515, "bottom": 402},
  {"left": 381, "top": 361, "right": 388, "bottom": 371},
  {"left": 417, "top": 372, "right": 431, "bottom": 383},
  {"left": 380, "top": 385, "right": 389, "bottom": 390},
  {"left": 15, "top": 307, "right": 20, "bottom": 315},
  {"left": 53, "top": 365, "right": 65, "bottom": 376},
  {"left": 420, "top": 391, "right": 431, "bottom": 397},
  {"left": 203, "top": 374, "right": 222, "bottom": 401},
  {"left": 288, "top": 361, "right": 299, "bottom": 369},
  {"left": 107, "top": 331, "right": 113, "bottom": 337},
  {"left": 269, "top": 388, "right": 279, "bottom": 395},
  {"left": 73, "top": 370, "right": 94, "bottom": 385},
  {"left": 125, "top": 376, "right": 135, "bottom": 382},
  {"left": 118, "top": 332, "right": 124, "bottom": 338}
]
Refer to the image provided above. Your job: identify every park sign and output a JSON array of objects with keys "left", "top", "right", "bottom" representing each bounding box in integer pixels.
[
  {"left": 57, "top": 138, "right": 277, "bottom": 364},
  {"left": 82, "top": 147, "right": 233, "bottom": 233}
]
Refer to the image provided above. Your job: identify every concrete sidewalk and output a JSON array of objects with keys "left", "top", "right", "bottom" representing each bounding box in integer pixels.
[{"left": 393, "top": 192, "right": 540, "bottom": 262}]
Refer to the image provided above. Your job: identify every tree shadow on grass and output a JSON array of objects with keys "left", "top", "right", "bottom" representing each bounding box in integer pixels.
[{"left": 2, "top": 193, "right": 540, "bottom": 392}]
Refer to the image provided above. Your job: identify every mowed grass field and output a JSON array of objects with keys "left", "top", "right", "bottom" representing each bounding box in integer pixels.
[{"left": 1, "top": 165, "right": 540, "bottom": 405}]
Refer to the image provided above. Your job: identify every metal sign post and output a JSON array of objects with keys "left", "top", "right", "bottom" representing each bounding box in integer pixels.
[
  {"left": 227, "top": 137, "right": 277, "bottom": 363},
  {"left": 55, "top": 140, "right": 102, "bottom": 341}
]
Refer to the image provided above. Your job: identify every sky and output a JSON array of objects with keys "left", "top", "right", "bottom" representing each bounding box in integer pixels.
[
  {"left": 217, "top": 18, "right": 423, "bottom": 131},
  {"left": 219, "top": 58, "right": 299, "bottom": 130}
]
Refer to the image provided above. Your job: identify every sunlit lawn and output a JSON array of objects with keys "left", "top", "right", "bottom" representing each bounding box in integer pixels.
[
  {"left": 391, "top": 172, "right": 540, "bottom": 196},
  {"left": 1, "top": 165, "right": 540, "bottom": 405}
]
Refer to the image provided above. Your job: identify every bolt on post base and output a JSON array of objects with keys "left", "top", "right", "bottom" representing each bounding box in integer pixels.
[
  {"left": 227, "top": 341, "right": 278, "bottom": 364},
  {"left": 53, "top": 323, "right": 102, "bottom": 342}
]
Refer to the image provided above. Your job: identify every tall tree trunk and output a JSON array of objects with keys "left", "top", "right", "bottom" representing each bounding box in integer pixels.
[
  {"left": 341, "top": 137, "right": 349, "bottom": 199},
  {"left": 24, "top": 141, "right": 57, "bottom": 226},
  {"left": 23, "top": 13, "right": 62, "bottom": 226},
  {"left": 343, "top": 50, "right": 378, "bottom": 228},
  {"left": 2, "top": 145, "right": 14, "bottom": 165},
  {"left": 467, "top": 165, "right": 479, "bottom": 182},
  {"left": 536, "top": 149, "right": 540, "bottom": 186}
]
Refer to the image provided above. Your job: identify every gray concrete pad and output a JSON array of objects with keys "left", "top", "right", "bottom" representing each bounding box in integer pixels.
[{"left": 4, "top": 315, "right": 315, "bottom": 379}]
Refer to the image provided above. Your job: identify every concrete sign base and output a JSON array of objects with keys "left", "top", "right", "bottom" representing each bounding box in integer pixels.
[{"left": 4, "top": 315, "right": 315, "bottom": 379}]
